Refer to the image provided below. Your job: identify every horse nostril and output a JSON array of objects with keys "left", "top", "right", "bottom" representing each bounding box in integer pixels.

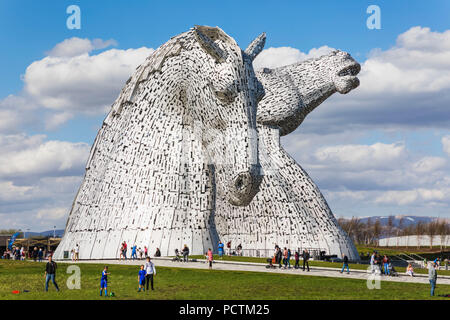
[{"left": 235, "top": 177, "right": 244, "bottom": 190}]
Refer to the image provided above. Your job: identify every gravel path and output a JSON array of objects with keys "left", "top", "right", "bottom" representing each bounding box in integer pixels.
[{"left": 57, "top": 258, "right": 450, "bottom": 285}]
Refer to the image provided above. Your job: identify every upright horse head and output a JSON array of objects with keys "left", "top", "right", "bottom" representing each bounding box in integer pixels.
[
  {"left": 55, "top": 26, "right": 267, "bottom": 259},
  {"left": 184, "top": 26, "right": 265, "bottom": 206}
]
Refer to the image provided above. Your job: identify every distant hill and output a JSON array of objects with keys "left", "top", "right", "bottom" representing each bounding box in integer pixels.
[
  {"left": 23, "top": 229, "right": 64, "bottom": 238},
  {"left": 352, "top": 215, "right": 440, "bottom": 227}
]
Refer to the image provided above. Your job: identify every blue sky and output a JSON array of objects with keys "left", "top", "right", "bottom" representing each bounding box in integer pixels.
[{"left": 0, "top": 1, "right": 449, "bottom": 230}]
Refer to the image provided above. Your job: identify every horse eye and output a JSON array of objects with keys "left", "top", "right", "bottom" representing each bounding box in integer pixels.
[{"left": 215, "top": 89, "right": 236, "bottom": 104}]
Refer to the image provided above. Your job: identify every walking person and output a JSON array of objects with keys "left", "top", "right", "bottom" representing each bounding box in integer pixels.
[
  {"left": 100, "top": 266, "right": 110, "bottom": 297},
  {"left": 38, "top": 248, "right": 43, "bottom": 262},
  {"left": 226, "top": 241, "right": 232, "bottom": 256},
  {"left": 302, "top": 249, "right": 310, "bottom": 272},
  {"left": 182, "top": 244, "right": 189, "bottom": 262},
  {"left": 340, "top": 254, "right": 350, "bottom": 274},
  {"left": 428, "top": 262, "right": 437, "bottom": 296},
  {"left": 131, "top": 245, "right": 137, "bottom": 260},
  {"left": 207, "top": 248, "right": 214, "bottom": 269},
  {"left": 287, "top": 249, "right": 292, "bottom": 269},
  {"left": 144, "top": 246, "right": 148, "bottom": 258},
  {"left": 383, "top": 255, "right": 390, "bottom": 276},
  {"left": 137, "top": 265, "right": 146, "bottom": 292},
  {"left": 144, "top": 257, "right": 156, "bottom": 291},
  {"left": 283, "top": 248, "right": 288, "bottom": 269},
  {"left": 294, "top": 251, "right": 300, "bottom": 269},
  {"left": 44, "top": 255, "right": 59, "bottom": 292}
]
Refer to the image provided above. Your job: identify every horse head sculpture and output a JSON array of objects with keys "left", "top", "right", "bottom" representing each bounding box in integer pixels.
[
  {"left": 256, "top": 50, "right": 361, "bottom": 135},
  {"left": 55, "top": 26, "right": 267, "bottom": 259}
]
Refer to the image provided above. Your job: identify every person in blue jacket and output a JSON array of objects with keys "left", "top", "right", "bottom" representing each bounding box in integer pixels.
[
  {"left": 218, "top": 241, "right": 224, "bottom": 259},
  {"left": 100, "top": 266, "right": 110, "bottom": 296}
]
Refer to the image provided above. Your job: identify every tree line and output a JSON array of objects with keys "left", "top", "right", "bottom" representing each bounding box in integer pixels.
[{"left": 337, "top": 216, "right": 450, "bottom": 249}]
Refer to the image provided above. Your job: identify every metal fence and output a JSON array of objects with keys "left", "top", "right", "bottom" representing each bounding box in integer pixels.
[{"left": 228, "top": 247, "right": 326, "bottom": 260}]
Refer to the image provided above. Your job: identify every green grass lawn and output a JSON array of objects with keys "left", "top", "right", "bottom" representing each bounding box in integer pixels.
[
  {"left": 355, "top": 245, "right": 449, "bottom": 256},
  {"left": 0, "top": 260, "right": 449, "bottom": 300},
  {"left": 189, "top": 255, "right": 450, "bottom": 276}
]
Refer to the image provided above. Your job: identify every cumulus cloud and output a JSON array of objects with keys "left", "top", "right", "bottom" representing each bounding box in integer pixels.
[
  {"left": 313, "top": 142, "right": 407, "bottom": 171},
  {"left": 0, "top": 37, "right": 154, "bottom": 132},
  {"left": 0, "top": 133, "right": 86, "bottom": 230},
  {"left": 24, "top": 46, "right": 153, "bottom": 115},
  {"left": 36, "top": 207, "right": 68, "bottom": 220},
  {"left": 0, "top": 134, "right": 89, "bottom": 179},
  {"left": 375, "top": 188, "right": 449, "bottom": 205},
  {"left": 443, "top": 135, "right": 450, "bottom": 156},
  {"left": 0, "top": 95, "right": 38, "bottom": 133},
  {"left": 47, "top": 37, "right": 118, "bottom": 57},
  {"left": 253, "top": 45, "right": 335, "bottom": 70}
]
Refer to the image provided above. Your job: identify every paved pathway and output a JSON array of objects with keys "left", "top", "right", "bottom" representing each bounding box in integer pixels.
[{"left": 58, "top": 258, "right": 450, "bottom": 286}]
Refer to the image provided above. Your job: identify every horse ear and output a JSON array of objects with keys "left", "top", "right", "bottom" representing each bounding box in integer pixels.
[
  {"left": 245, "top": 32, "right": 266, "bottom": 60},
  {"left": 193, "top": 25, "right": 227, "bottom": 63}
]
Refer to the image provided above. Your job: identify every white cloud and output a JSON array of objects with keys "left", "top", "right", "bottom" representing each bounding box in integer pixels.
[
  {"left": 0, "top": 37, "right": 154, "bottom": 131},
  {"left": 45, "top": 112, "right": 74, "bottom": 130},
  {"left": 0, "top": 134, "right": 89, "bottom": 178},
  {"left": 23, "top": 46, "right": 153, "bottom": 115},
  {"left": 0, "top": 95, "right": 37, "bottom": 133},
  {"left": 253, "top": 45, "right": 335, "bottom": 70},
  {"left": 36, "top": 207, "right": 68, "bottom": 220},
  {"left": 313, "top": 142, "right": 407, "bottom": 171},
  {"left": 375, "top": 188, "right": 448, "bottom": 205},
  {"left": 47, "top": 37, "right": 118, "bottom": 57},
  {"left": 443, "top": 135, "right": 450, "bottom": 156},
  {"left": 411, "top": 156, "right": 447, "bottom": 173},
  {"left": 0, "top": 181, "right": 33, "bottom": 202}
]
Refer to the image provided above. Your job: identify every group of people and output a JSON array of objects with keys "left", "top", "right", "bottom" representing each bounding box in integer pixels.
[
  {"left": 70, "top": 244, "right": 80, "bottom": 261},
  {"left": 173, "top": 245, "right": 190, "bottom": 262},
  {"left": 118, "top": 241, "right": 164, "bottom": 260},
  {"left": 268, "top": 246, "right": 311, "bottom": 271},
  {"left": 2, "top": 246, "right": 47, "bottom": 261},
  {"left": 369, "top": 252, "right": 398, "bottom": 276},
  {"left": 42, "top": 255, "right": 158, "bottom": 294}
]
